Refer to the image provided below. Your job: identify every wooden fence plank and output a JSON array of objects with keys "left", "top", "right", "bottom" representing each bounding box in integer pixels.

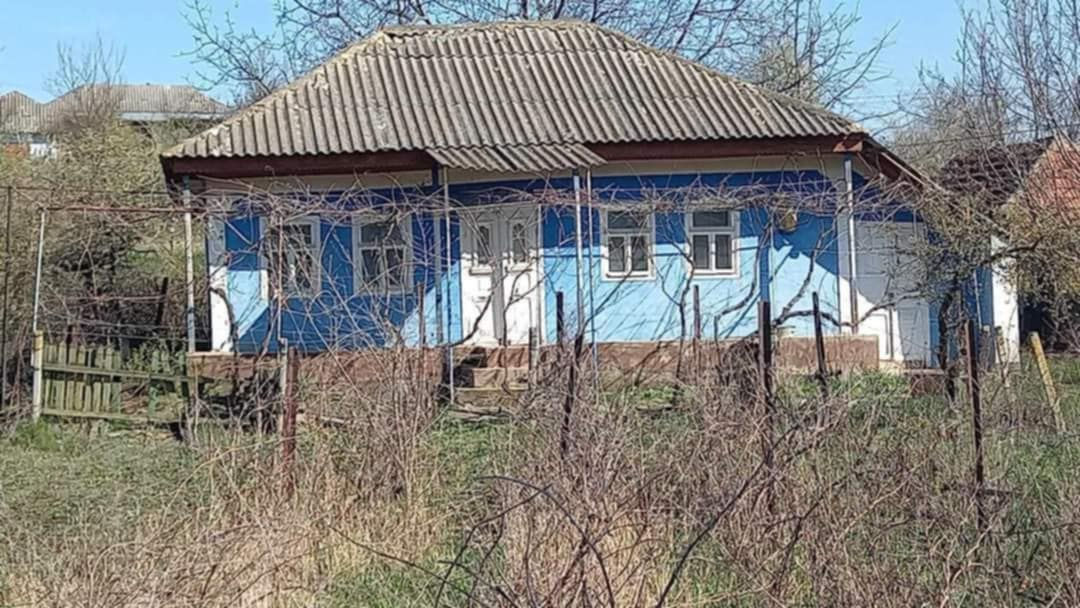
[
  {"left": 111, "top": 347, "right": 121, "bottom": 410},
  {"left": 61, "top": 341, "right": 72, "bottom": 412},
  {"left": 91, "top": 346, "right": 103, "bottom": 412},
  {"left": 78, "top": 344, "right": 89, "bottom": 412},
  {"left": 100, "top": 345, "right": 111, "bottom": 411},
  {"left": 37, "top": 337, "right": 191, "bottom": 422}
]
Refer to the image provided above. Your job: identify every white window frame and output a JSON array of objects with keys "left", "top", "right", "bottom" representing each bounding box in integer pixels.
[
  {"left": 352, "top": 212, "right": 413, "bottom": 294},
  {"left": 685, "top": 208, "right": 739, "bottom": 277},
  {"left": 464, "top": 219, "right": 497, "bottom": 276},
  {"left": 601, "top": 208, "right": 655, "bottom": 280},
  {"left": 259, "top": 215, "right": 321, "bottom": 300}
]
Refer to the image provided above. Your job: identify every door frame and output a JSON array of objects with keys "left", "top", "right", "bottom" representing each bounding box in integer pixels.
[{"left": 459, "top": 205, "right": 544, "bottom": 346}]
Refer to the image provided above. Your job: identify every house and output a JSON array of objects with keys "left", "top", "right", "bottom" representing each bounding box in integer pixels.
[
  {"left": 1, "top": 84, "right": 227, "bottom": 157},
  {"left": 161, "top": 20, "right": 971, "bottom": 371},
  {"left": 942, "top": 136, "right": 1080, "bottom": 351}
]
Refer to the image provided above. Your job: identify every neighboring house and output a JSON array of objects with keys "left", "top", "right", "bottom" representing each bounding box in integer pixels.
[
  {"left": 942, "top": 136, "right": 1080, "bottom": 351},
  {"left": 161, "top": 20, "right": 978, "bottom": 369},
  {"left": 1, "top": 84, "right": 228, "bottom": 157}
]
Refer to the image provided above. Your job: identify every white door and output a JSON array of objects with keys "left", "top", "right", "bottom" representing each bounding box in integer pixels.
[
  {"left": 460, "top": 207, "right": 541, "bottom": 345},
  {"left": 854, "top": 221, "right": 931, "bottom": 365}
]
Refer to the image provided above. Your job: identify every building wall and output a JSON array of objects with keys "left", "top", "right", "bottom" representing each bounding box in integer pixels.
[
  {"left": 210, "top": 161, "right": 917, "bottom": 357},
  {"left": 540, "top": 170, "right": 842, "bottom": 344}
]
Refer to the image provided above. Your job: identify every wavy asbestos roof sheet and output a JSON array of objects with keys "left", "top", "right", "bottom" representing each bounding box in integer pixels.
[
  {"left": 164, "top": 20, "right": 863, "bottom": 161},
  {"left": 428, "top": 143, "right": 604, "bottom": 172}
]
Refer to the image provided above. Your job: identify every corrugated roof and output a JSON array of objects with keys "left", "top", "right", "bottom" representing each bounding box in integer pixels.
[
  {"left": 1, "top": 85, "right": 228, "bottom": 134},
  {"left": 0, "top": 91, "right": 48, "bottom": 134},
  {"left": 428, "top": 143, "right": 604, "bottom": 172},
  {"left": 164, "top": 20, "right": 863, "bottom": 162},
  {"left": 49, "top": 84, "right": 229, "bottom": 119}
]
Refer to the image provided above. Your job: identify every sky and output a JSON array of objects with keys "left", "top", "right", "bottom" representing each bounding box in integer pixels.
[{"left": 0, "top": 0, "right": 966, "bottom": 124}]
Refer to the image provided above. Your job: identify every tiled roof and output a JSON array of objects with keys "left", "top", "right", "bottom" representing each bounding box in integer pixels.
[
  {"left": 940, "top": 138, "right": 1056, "bottom": 204},
  {"left": 1, "top": 85, "right": 228, "bottom": 134},
  {"left": 164, "top": 20, "right": 864, "bottom": 165}
]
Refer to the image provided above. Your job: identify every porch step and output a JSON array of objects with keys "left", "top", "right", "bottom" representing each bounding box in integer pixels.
[
  {"left": 459, "top": 366, "right": 529, "bottom": 388},
  {"left": 451, "top": 386, "right": 526, "bottom": 414},
  {"left": 452, "top": 346, "right": 529, "bottom": 368}
]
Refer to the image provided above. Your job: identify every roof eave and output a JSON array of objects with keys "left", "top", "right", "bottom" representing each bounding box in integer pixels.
[{"left": 162, "top": 135, "right": 877, "bottom": 184}]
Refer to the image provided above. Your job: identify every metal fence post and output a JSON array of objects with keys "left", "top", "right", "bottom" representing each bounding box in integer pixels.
[
  {"left": 31, "top": 331, "right": 44, "bottom": 421},
  {"left": 758, "top": 300, "right": 775, "bottom": 517},
  {"left": 965, "top": 320, "right": 986, "bottom": 534},
  {"left": 556, "top": 291, "right": 566, "bottom": 346},
  {"left": 0, "top": 185, "right": 12, "bottom": 407},
  {"left": 282, "top": 346, "right": 299, "bottom": 497},
  {"left": 812, "top": 292, "right": 829, "bottom": 400}
]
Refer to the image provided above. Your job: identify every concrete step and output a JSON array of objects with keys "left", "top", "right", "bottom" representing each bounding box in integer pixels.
[
  {"left": 459, "top": 366, "right": 529, "bottom": 388},
  {"left": 451, "top": 386, "right": 526, "bottom": 412}
]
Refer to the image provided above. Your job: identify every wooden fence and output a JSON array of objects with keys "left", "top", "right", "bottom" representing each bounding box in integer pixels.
[{"left": 31, "top": 331, "right": 193, "bottom": 423}]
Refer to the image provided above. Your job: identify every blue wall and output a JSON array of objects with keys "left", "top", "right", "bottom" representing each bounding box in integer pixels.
[{"left": 220, "top": 170, "right": 848, "bottom": 352}]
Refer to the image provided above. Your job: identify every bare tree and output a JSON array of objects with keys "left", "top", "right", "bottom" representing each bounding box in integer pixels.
[{"left": 45, "top": 35, "right": 126, "bottom": 134}]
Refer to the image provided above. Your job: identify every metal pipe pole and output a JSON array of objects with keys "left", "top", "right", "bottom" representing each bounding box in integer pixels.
[
  {"left": 0, "top": 186, "right": 13, "bottom": 405},
  {"left": 844, "top": 155, "right": 859, "bottom": 334},
  {"left": 183, "top": 191, "right": 197, "bottom": 353},
  {"left": 572, "top": 171, "right": 585, "bottom": 334},
  {"left": 536, "top": 195, "right": 544, "bottom": 346},
  {"left": 30, "top": 209, "right": 47, "bottom": 335},
  {"left": 443, "top": 169, "right": 455, "bottom": 405},
  {"left": 434, "top": 168, "right": 445, "bottom": 345},
  {"left": 29, "top": 207, "right": 47, "bottom": 420},
  {"left": 584, "top": 169, "right": 599, "bottom": 398}
]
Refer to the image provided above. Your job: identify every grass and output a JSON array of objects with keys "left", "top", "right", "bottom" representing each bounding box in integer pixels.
[
  {"left": 3, "top": 357, "right": 1080, "bottom": 605},
  {"left": 0, "top": 420, "right": 198, "bottom": 543}
]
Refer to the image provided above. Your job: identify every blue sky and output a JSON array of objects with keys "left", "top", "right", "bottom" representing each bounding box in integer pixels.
[{"left": 0, "top": 1, "right": 964, "bottom": 120}]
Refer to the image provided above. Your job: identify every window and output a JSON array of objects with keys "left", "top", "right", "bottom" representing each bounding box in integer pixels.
[
  {"left": 510, "top": 221, "right": 529, "bottom": 265},
  {"left": 354, "top": 214, "right": 411, "bottom": 292},
  {"left": 471, "top": 223, "right": 495, "bottom": 271},
  {"left": 687, "top": 209, "right": 737, "bottom": 275},
  {"left": 264, "top": 218, "right": 320, "bottom": 298},
  {"left": 604, "top": 209, "right": 653, "bottom": 278}
]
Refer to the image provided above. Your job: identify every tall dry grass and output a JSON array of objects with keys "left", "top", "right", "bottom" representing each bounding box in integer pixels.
[{"left": 2, "top": 348, "right": 1080, "bottom": 606}]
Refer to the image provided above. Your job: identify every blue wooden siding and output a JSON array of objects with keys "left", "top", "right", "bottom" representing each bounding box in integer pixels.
[
  {"left": 223, "top": 210, "right": 456, "bottom": 353},
  {"left": 217, "top": 169, "right": 864, "bottom": 352}
]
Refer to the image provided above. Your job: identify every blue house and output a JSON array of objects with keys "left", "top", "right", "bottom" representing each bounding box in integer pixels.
[{"left": 161, "top": 21, "right": 1016, "bottom": 369}]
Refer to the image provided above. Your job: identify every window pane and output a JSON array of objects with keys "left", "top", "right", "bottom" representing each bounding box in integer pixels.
[
  {"left": 692, "top": 210, "right": 730, "bottom": 228},
  {"left": 715, "top": 234, "right": 733, "bottom": 270},
  {"left": 361, "top": 249, "right": 381, "bottom": 286},
  {"left": 385, "top": 247, "right": 405, "bottom": 287},
  {"left": 475, "top": 225, "right": 494, "bottom": 266},
  {"left": 267, "top": 223, "right": 317, "bottom": 296},
  {"left": 291, "top": 249, "right": 314, "bottom": 292},
  {"left": 630, "top": 235, "right": 649, "bottom": 272},
  {"left": 360, "top": 222, "right": 386, "bottom": 243},
  {"left": 360, "top": 220, "right": 404, "bottom": 245},
  {"left": 608, "top": 210, "right": 647, "bottom": 231},
  {"left": 283, "top": 223, "right": 315, "bottom": 245},
  {"left": 608, "top": 236, "right": 626, "bottom": 273},
  {"left": 511, "top": 222, "right": 528, "bottom": 264},
  {"left": 692, "top": 235, "right": 710, "bottom": 270}
]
